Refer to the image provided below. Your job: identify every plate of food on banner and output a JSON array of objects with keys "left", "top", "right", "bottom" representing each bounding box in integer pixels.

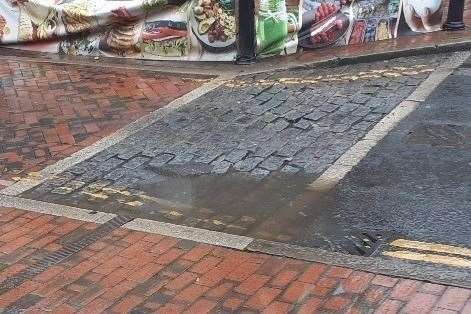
[
  {"left": 141, "top": 20, "right": 191, "bottom": 58},
  {"left": 189, "top": 0, "right": 236, "bottom": 51},
  {"left": 99, "top": 6, "right": 143, "bottom": 57},
  {"left": 298, "top": 2, "right": 352, "bottom": 49}
]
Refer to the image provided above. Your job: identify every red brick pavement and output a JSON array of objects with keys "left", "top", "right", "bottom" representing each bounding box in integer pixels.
[
  {"left": 0, "top": 207, "right": 470, "bottom": 313},
  {"left": 0, "top": 59, "right": 208, "bottom": 184}
]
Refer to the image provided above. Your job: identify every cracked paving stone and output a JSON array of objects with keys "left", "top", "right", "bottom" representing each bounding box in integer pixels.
[
  {"left": 266, "top": 119, "right": 290, "bottom": 132},
  {"left": 123, "top": 157, "right": 150, "bottom": 169},
  {"left": 97, "top": 157, "right": 123, "bottom": 172},
  {"left": 148, "top": 154, "right": 175, "bottom": 168},
  {"left": 211, "top": 160, "right": 232, "bottom": 174},
  {"left": 259, "top": 156, "right": 287, "bottom": 171},
  {"left": 262, "top": 112, "right": 277, "bottom": 123},
  {"left": 233, "top": 157, "right": 264, "bottom": 172},
  {"left": 193, "top": 150, "right": 223, "bottom": 164},
  {"left": 168, "top": 154, "right": 195, "bottom": 165},
  {"left": 281, "top": 164, "right": 301, "bottom": 175},
  {"left": 304, "top": 109, "right": 327, "bottom": 121},
  {"left": 278, "top": 143, "right": 303, "bottom": 157},
  {"left": 320, "top": 102, "right": 341, "bottom": 112},
  {"left": 251, "top": 168, "right": 270, "bottom": 180},
  {"left": 224, "top": 149, "right": 249, "bottom": 163},
  {"left": 284, "top": 106, "right": 313, "bottom": 121},
  {"left": 294, "top": 119, "right": 312, "bottom": 130},
  {"left": 104, "top": 168, "right": 127, "bottom": 181},
  {"left": 255, "top": 92, "right": 273, "bottom": 102}
]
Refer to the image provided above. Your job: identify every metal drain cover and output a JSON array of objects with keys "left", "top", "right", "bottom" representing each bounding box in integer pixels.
[{"left": 340, "top": 231, "right": 397, "bottom": 257}]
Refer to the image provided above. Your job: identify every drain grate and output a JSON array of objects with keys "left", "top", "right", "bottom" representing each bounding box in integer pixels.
[
  {"left": 0, "top": 215, "right": 133, "bottom": 295},
  {"left": 340, "top": 231, "right": 395, "bottom": 257}
]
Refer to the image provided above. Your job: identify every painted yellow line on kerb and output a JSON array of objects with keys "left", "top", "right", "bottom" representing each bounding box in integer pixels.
[
  {"left": 383, "top": 251, "right": 471, "bottom": 268},
  {"left": 390, "top": 239, "right": 471, "bottom": 258}
]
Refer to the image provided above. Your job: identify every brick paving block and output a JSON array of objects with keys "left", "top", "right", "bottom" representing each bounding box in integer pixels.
[
  {"left": 63, "top": 260, "right": 99, "bottom": 280},
  {"left": 118, "top": 240, "right": 155, "bottom": 257},
  {"left": 52, "top": 303, "right": 76, "bottom": 314},
  {"left": 326, "top": 266, "right": 354, "bottom": 278},
  {"left": 226, "top": 262, "right": 261, "bottom": 282},
  {"left": 374, "top": 299, "right": 404, "bottom": 314},
  {"left": 181, "top": 244, "right": 213, "bottom": 262},
  {"left": 32, "top": 265, "right": 65, "bottom": 282},
  {"left": 127, "top": 263, "right": 164, "bottom": 283},
  {"left": 364, "top": 286, "right": 388, "bottom": 305},
  {"left": 343, "top": 271, "right": 375, "bottom": 294},
  {"left": 421, "top": 283, "right": 447, "bottom": 295},
  {"left": 223, "top": 297, "right": 245, "bottom": 311},
  {"left": 235, "top": 274, "right": 271, "bottom": 296},
  {"left": 256, "top": 257, "right": 288, "bottom": 276},
  {"left": 77, "top": 296, "right": 115, "bottom": 314},
  {"left": 437, "top": 287, "right": 471, "bottom": 311},
  {"left": 403, "top": 292, "right": 438, "bottom": 313},
  {"left": 0, "top": 236, "right": 33, "bottom": 254},
  {"left": 174, "top": 284, "right": 210, "bottom": 303},
  {"left": 297, "top": 297, "right": 323, "bottom": 314},
  {"left": 101, "top": 279, "right": 138, "bottom": 301},
  {"left": 245, "top": 287, "right": 282, "bottom": 310},
  {"left": 390, "top": 279, "right": 421, "bottom": 301},
  {"left": 151, "top": 238, "right": 180, "bottom": 255},
  {"left": 191, "top": 256, "right": 221, "bottom": 274},
  {"left": 155, "top": 248, "right": 185, "bottom": 265},
  {"left": 270, "top": 269, "right": 299, "bottom": 288},
  {"left": 262, "top": 300, "right": 293, "bottom": 314},
  {"left": 297, "top": 263, "right": 327, "bottom": 284},
  {"left": 101, "top": 267, "right": 130, "bottom": 288},
  {"left": 281, "top": 281, "right": 315, "bottom": 303},
  {"left": 371, "top": 275, "right": 399, "bottom": 287},
  {"left": 461, "top": 301, "right": 471, "bottom": 314},
  {"left": 311, "top": 277, "right": 338, "bottom": 296},
  {"left": 156, "top": 302, "right": 185, "bottom": 313},
  {"left": 111, "top": 295, "right": 144, "bottom": 313},
  {"left": 165, "top": 272, "right": 198, "bottom": 291},
  {"left": 205, "top": 282, "right": 234, "bottom": 299},
  {"left": 183, "top": 298, "right": 217, "bottom": 314},
  {"left": 323, "top": 296, "right": 351, "bottom": 311},
  {"left": 196, "top": 265, "right": 232, "bottom": 287},
  {"left": 430, "top": 309, "right": 460, "bottom": 314}
]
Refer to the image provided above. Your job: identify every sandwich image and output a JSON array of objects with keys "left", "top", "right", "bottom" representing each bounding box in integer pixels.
[{"left": 141, "top": 20, "right": 190, "bottom": 57}]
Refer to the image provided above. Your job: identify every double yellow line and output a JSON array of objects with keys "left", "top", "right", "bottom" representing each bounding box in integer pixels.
[{"left": 383, "top": 239, "right": 471, "bottom": 268}]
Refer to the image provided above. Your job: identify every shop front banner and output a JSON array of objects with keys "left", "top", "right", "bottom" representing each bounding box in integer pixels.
[{"left": 0, "top": 0, "right": 444, "bottom": 61}]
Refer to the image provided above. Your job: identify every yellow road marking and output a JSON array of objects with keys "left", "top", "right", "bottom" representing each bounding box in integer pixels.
[
  {"left": 383, "top": 250, "right": 471, "bottom": 268},
  {"left": 390, "top": 239, "right": 471, "bottom": 258},
  {"left": 223, "top": 65, "right": 435, "bottom": 88}
]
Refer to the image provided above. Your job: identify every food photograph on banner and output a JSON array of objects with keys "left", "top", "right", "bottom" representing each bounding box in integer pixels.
[
  {"left": 0, "top": 0, "right": 237, "bottom": 61},
  {"left": 0, "top": 0, "right": 445, "bottom": 61},
  {"left": 298, "top": 0, "right": 444, "bottom": 51}
]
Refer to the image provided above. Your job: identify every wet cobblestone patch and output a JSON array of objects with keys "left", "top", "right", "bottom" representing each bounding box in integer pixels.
[{"left": 21, "top": 54, "right": 452, "bottom": 249}]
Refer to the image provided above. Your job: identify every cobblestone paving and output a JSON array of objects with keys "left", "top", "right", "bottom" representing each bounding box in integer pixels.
[
  {"left": 0, "top": 207, "right": 470, "bottom": 313},
  {"left": 20, "top": 54, "right": 454, "bottom": 245},
  {"left": 0, "top": 59, "right": 208, "bottom": 183}
]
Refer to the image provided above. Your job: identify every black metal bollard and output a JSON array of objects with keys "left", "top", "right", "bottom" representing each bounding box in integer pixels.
[
  {"left": 443, "top": 0, "right": 465, "bottom": 30},
  {"left": 235, "top": 0, "right": 257, "bottom": 64}
]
